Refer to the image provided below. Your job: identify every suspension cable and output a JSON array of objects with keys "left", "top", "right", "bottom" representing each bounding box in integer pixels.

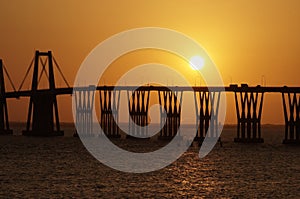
[
  {"left": 18, "top": 57, "right": 34, "bottom": 91},
  {"left": 53, "top": 56, "right": 70, "bottom": 88},
  {"left": 2, "top": 63, "right": 17, "bottom": 92}
]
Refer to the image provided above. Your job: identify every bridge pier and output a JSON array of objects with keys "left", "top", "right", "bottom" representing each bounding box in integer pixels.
[
  {"left": 23, "top": 51, "right": 63, "bottom": 136},
  {"left": 282, "top": 92, "right": 300, "bottom": 144},
  {"left": 127, "top": 89, "right": 150, "bottom": 139},
  {"left": 194, "top": 91, "right": 221, "bottom": 143},
  {"left": 0, "top": 60, "right": 12, "bottom": 135},
  {"left": 233, "top": 85, "right": 264, "bottom": 143},
  {"left": 99, "top": 87, "right": 121, "bottom": 138},
  {"left": 158, "top": 90, "right": 183, "bottom": 140},
  {"left": 73, "top": 86, "right": 95, "bottom": 137}
]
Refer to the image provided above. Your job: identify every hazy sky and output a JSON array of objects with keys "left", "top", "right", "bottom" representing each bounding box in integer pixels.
[{"left": 0, "top": 0, "right": 300, "bottom": 123}]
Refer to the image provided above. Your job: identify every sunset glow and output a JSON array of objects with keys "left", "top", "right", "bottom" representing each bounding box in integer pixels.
[
  {"left": 190, "top": 56, "right": 205, "bottom": 70},
  {"left": 0, "top": 0, "right": 300, "bottom": 125},
  {"left": 0, "top": 1, "right": 299, "bottom": 197}
]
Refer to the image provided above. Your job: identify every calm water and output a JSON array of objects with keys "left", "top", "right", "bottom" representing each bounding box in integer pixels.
[{"left": 0, "top": 124, "right": 299, "bottom": 198}]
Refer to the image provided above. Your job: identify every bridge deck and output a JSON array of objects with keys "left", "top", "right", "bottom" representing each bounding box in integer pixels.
[{"left": 5, "top": 85, "right": 300, "bottom": 98}]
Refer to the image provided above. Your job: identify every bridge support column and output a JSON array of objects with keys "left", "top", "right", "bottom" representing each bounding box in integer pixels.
[
  {"left": 194, "top": 91, "right": 220, "bottom": 143},
  {"left": 99, "top": 88, "right": 121, "bottom": 138},
  {"left": 127, "top": 89, "right": 150, "bottom": 139},
  {"left": 0, "top": 60, "right": 12, "bottom": 135},
  {"left": 282, "top": 92, "right": 300, "bottom": 144},
  {"left": 158, "top": 90, "right": 182, "bottom": 140},
  {"left": 23, "top": 51, "right": 63, "bottom": 136},
  {"left": 73, "top": 86, "right": 95, "bottom": 137},
  {"left": 234, "top": 86, "right": 264, "bottom": 143}
]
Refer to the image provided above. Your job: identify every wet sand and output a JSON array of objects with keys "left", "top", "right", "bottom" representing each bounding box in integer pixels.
[{"left": 0, "top": 125, "right": 299, "bottom": 198}]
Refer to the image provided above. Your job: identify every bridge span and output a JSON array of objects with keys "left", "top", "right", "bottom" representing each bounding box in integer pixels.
[{"left": 0, "top": 51, "right": 299, "bottom": 144}]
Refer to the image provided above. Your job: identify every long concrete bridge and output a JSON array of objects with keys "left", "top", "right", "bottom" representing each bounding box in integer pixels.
[{"left": 0, "top": 51, "right": 299, "bottom": 144}]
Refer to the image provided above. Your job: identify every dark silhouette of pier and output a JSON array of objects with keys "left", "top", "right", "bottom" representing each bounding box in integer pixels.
[{"left": 0, "top": 50, "right": 300, "bottom": 144}]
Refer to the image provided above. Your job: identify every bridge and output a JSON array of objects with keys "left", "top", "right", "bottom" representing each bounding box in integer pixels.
[{"left": 0, "top": 50, "right": 299, "bottom": 144}]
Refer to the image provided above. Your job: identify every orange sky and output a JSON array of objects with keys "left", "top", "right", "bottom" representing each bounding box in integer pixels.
[{"left": 0, "top": 0, "right": 300, "bottom": 124}]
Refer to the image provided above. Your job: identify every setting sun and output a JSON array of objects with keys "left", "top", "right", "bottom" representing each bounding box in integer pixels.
[
  {"left": 0, "top": 1, "right": 300, "bottom": 198},
  {"left": 190, "top": 55, "right": 205, "bottom": 70}
]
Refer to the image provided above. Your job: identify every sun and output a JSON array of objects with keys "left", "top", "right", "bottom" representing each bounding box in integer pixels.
[{"left": 190, "top": 56, "right": 205, "bottom": 70}]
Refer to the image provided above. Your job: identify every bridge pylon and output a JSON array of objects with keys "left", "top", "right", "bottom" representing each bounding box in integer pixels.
[
  {"left": 22, "top": 51, "right": 63, "bottom": 136},
  {"left": 194, "top": 91, "right": 221, "bottom": 144},
  {"left": 73, "top": 86, "right": 95, "bottom": 137},
  {"left": 282, "top": 91, "right": 300, "bottom": 144},
  {"left": 99, "top": 87, "right": 121, "bottom": 138},
  {"left": 233, "top": 84, "right": 264, "bottom": 143},
  {"left": 158, "top": 89, "right": 183, "bottom": 140},
  {"left": 127, "top": 89, "right": 150, "bottom": 139},
  {"left": 0, "top": 59, "right": 13, "bottom": 135}
]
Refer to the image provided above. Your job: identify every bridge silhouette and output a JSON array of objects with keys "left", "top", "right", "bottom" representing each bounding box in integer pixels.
[{"left": 0, "top": 50, "right": 300, "bottom": 144}]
